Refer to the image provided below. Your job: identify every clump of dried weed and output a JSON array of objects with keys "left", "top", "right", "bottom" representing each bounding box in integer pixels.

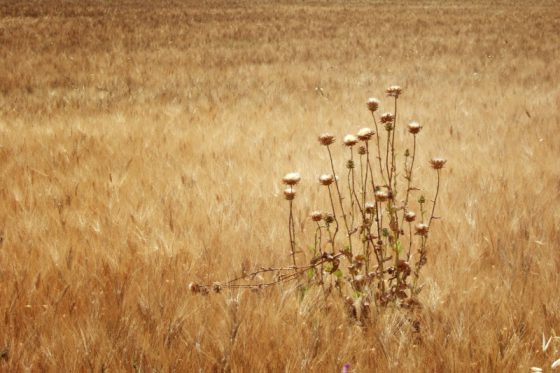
[{"left": 191, "top": 85, "right": 446, "bottom": 323}]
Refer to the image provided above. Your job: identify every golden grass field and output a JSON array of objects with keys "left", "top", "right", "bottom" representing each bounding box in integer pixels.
[{"left": 1, "top": 0, "right": 560, "bottom": 371}]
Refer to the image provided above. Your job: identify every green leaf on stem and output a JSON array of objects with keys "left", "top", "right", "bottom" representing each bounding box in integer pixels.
[
  {"left": 395, "top": 240, "right": 402, "bottom": 254},
  {"left": 306, "top": 268, "right": 316, "bottom": 280}
]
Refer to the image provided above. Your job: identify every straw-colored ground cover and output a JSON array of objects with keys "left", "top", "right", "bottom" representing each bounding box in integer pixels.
[{"left": 1, "top": 0, "right": 559, "bottom": 371}]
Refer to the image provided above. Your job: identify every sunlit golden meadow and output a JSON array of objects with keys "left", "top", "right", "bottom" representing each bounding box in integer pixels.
[{"left": 1, "top": 0, "right": 559, "bottom": 371}]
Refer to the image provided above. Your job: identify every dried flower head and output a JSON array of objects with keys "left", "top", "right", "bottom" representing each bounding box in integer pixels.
[
  {"left": 318, "top": 133, "right": 335, "bottom": 146},
  {"left": 319, "top": 174, "right": 334, "bottom": 186},
  {"left": 407, "top": 121, "right": 422, "bottom": 135},
  {"left": 310, "top": 211, "right": 323, "bottom": 222},
  {"left": 380, "top": 112, "right": 395, "bottom": 124},
  {"left": 357, "top": 127, "right": 375, "bottom": 141},
  {"left": 386, "top": 85, "right": 402, "bottom": 98},
  {"left": 374, "top": 190, "right": 389, "bottom": 202},
  {"left": 282, "top": 172, "right": 301, "bottom": 186},
  {"left": 352, "top": 274, "right": 367, "bottom": 290},
  {"left": 404, "top": 211, "right": 416, "bottom": 222},
  {"left": 323, "top": 212, "right": 335, "bottom": 224},
  {"left": 188, "top": 282, "right": 200, "bottom": 294},
  {"left": 357, "top": 146, "right": 366, "bottom": 155},
  {"left": 346, "top": 160, "right": 355, "bottom": 169},
  {"left": 430, "top": 157, "right": 447, "bottom": 170},
  {"left": 415, "top": 223, "right": 429, "bottom": 236},
  {"left": 367, "top": 97, "right": 380, "bottom": 112},
  {"left": 364, "top": 202, "right": 376, "bottom": 214},
  {"left": 343, "top": 134, "right": 358, "bottom": 146},
  {"left": 284, "top": 188, "right": 296, "bottom": 200}
]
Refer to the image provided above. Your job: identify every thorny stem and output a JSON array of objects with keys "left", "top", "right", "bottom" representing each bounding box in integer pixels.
[
  {"left": 327, "top": 184, "right": 339, "bottom": 249},
  {"left": 412, "top": 168, "right": 442, "bottom": 290},
  {"left": 314, "top": 223, "right": 323, "bottom": 255},
  {"left": 327, "top": 145, "right": 353, "bottom": 253},
  {"left": 363, "top": 144, "right": 370, "bottom": 211},
  {"left": 351, "top": 171, "right": 365, "bottom": 217},
  {"left": 325, "top": 213, "right": 336, "bottom": 254},
  {"left": 348, "top": 147, "right": 356, "bottom": 230},
  {"left": 388, "top": 97, "right": 400, "bottom": 262},
  {"left": 412, "top": 198, "right": 429, "bottom": 293},
  {"left": 365, "top": 142, "right": 385, "bottom": 275},
  {"left": 365, "top": 235, "right": 387, "bottom": 293},
  {"left": 348, "top": 147, "right": 369, "bottom": 262},
  {"left": 352, "top": 152, "right": 369, "bottom": 258},
  {"left": 314, "top": 222, "right": 325, "bottom": 286},
  {"left": 221, "top": 264, "right": 310, "bottom": 286},
  {"left": 359, "top": 151, "right": 365, "bottom": 208},
  {"left": 201, "top": 253, "right": 346, "bottom": 290},
  {"left": 420, "top": 198, "right": 426, "bottom": 223},
  {"left": 390, "top": 97, "right": 398, "bottom": 185},
  {"left": 366, "top": 142, "right": 376, "bottom": 191},
  {"left": 374, "top": 202, "right": 382, "bottom": 253},
  {"left": 385, "top": 126, "right": 391, "bottom": 188},
  {"left": 365, "top": 142, "right": 382, "bottom": 241},
  {"left": 370, "top": 112, "right": 387, "bottom": 186},
  {"left": 288, "top": 192, "right": 297, "bottom": 268},
  {"left": 363, "top": 141, "right": 377, "bottom": 272},
  {"left": 412, "top": 234, "right": 426, "bottom": 294},
  {"left": 407, "top": 222, "right": 413, "bottom": 261},
  {"left": 428, "top": 169, "right": 441, "bottom": 229},
  {"left": 401, "top": 134, "right": 417, "bottom": 228}
]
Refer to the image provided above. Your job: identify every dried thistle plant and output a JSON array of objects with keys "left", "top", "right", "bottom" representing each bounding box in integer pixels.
[
  {"left": 282, "top": 172, "right": 301, "bottom": 267},
  {"left": 191, "top": 85, "right": 446, "bottom": 320}
]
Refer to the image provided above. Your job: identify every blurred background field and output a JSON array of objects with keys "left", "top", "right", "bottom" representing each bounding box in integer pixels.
[{"left": 0, "top": 0, "right": 559, "bottom": 371}]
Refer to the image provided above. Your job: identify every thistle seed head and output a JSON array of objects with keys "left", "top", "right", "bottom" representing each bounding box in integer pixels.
[
  {"left": 374, "top": 190, "right": 389, "bottom": 202},
  {"left": 386, "top": 85, "right": 402, "bottom": 98},
  {"left": 367, "top": 97, "right": 380, "bottom": 112},
  {"left": 357, "top": 127, "right": 375, "bottom": 141},
  {"left": 188, "top": 282, "right": 200, "bottom": 294},
  {"left": 319, "top": 174, "right": 335, "bottom": 186},
  {"left": 343, "top": 134, "right": 358, "bottom": 146},
  {"left": 430, "top": 157, "right": 447, "bottom": 170},
  {"left": 380, "top": 112, "right": 395, "bottom": 124},
  {"left": 318, "top": 133, "right": 335, "bottom": 146},
  {"left": 284, "top": 188, "right": 296, "bottom": 200},
  {"left": 404, "top": 211, "right": 416, "bottom": 222},
  {"left": 282, "top": 172, "right": 301, "bottom": 186},
  {"left": 310, "top": 211, "right": 323, "bottom": 222},
  {"left": 323, "top": 212, "right": 335, "bottom": 224},
  {"left": 364, "top": 202, "right": 375, "bottom": 214},
  {"left": 415, "top": 223, "right": 429, "bottom": 236},
  {"left": 407, "top": 121, "right": 422, "bottom": 135}
]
